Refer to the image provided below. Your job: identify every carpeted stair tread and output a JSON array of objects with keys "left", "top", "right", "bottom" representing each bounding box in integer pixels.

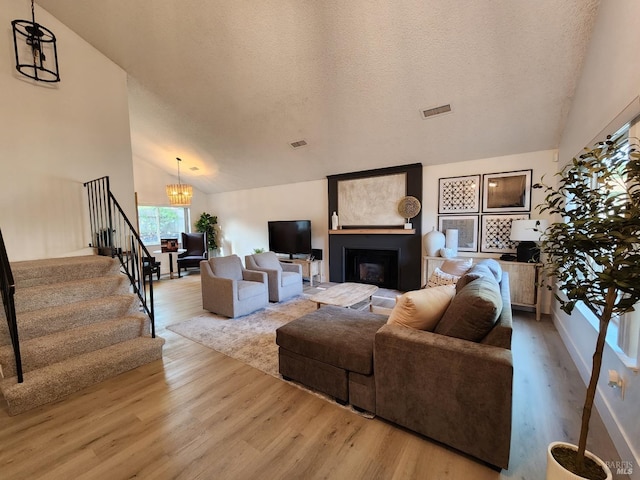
[
  {"left": 0, "top": 337, "right": 165, "bottom": 416},
  {"left": 0, "top": 294, "right": 140, "bottom": 346},
  {"left": 0, "top": 314, "right": 151, "bottom": 377},
  {"left": 11, "top": 255, "right": 121, "bottom": 288},
  {"left": 13, "top": 275, "right": 130, "bottom": 314}
]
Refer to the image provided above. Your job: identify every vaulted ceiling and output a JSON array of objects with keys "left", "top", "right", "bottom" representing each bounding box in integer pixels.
[{"left": 36, "top": 0, "right": 600, "bottom": 194}]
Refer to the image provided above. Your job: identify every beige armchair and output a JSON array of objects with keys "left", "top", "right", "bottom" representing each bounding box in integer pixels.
[
  {"left": 245, "top": 252, "right": 303, "bottom": 302},
  {"left": 200, "top": 255, "right": 268, "bottom": 318}
]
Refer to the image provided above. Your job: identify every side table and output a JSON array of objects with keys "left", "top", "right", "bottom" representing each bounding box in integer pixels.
[{"left": 153, "top": 248, "right": 186, "bottom": 279}]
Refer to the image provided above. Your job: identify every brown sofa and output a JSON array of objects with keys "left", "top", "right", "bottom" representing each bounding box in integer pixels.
[{"left": 275, "top": 260, "right": 513, "bottom": 469}]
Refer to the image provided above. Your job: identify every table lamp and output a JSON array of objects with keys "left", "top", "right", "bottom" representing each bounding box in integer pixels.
[{"left": 510, "top": 219, "right": 548, "bottom": 262}]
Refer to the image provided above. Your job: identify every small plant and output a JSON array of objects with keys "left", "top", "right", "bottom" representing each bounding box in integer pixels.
[
  {"left": 195, "top": 212, "right": 218, "bottom": 252},
  {"left": 535, "top": 133, "right": 640, "bottom": 478},
  {"left": 253, "top": 248, "right": 266, "bottom": 254}
]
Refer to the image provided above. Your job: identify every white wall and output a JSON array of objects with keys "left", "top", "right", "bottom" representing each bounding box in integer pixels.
[
  {"left": 559, "top": 0, "right": 640, "bottom": 163},
  {"left": 556, "top": 1, "right": 640, "bottom": 475},
  {"left": 208, "top": 180, "right": 328, "bottom": 276},
  {"left": 0, "top": 3, "right": 135, "bottom": 261},
  {"left": 422, "top": 149, "right": 558, "bottom": 314}
]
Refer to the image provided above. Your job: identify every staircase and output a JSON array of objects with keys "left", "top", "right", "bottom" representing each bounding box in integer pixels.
[{"left": 0, "top": 255, "right": 165, "bottom": 415}]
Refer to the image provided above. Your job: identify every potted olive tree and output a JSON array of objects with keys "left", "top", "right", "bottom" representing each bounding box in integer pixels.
[
  {"left": 195, "top": 212, "right": 218, "bottom": 257},
  {"left": 535, "top": 133, "right": 640, "bottom": 479}
]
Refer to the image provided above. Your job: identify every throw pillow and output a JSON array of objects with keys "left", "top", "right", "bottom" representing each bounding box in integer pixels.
[
  {"left": 439, "top": 258, "right": 473, "bottom": 276},
  {"left": 387, "top": 285, "right": 456, "bottom": 331},
  {"left": 426, "top": 267, "right": 460, "bottom": 288},
  {"left": 435, "top": 275, "right": 503, "bottom": 342}
]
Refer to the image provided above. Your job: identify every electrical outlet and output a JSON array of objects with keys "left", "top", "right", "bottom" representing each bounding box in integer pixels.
[{"left": 608, "top": 370, "right": 626, "bottom": 400}]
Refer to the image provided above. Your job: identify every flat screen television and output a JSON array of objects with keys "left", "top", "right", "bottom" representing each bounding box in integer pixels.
[{"left": 268, "top": 220, "right": 312, "bottom": 258}]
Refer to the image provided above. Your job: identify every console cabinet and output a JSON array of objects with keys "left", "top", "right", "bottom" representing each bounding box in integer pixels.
[
  {"left": 280, "top": 258, "right": 323, "bottom": 286},
  {"left": 423, "top": 256, "right": 542, "bottom": 320}
]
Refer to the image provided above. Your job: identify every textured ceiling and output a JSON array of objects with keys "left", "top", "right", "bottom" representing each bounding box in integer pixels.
[{"left": 36, "top": 0, "right": 600, "bottom": 194}]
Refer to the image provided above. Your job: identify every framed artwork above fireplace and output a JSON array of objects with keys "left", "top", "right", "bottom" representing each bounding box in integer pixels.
[{"left": 337, "top": 172, "right": 406, "bottom": 227}]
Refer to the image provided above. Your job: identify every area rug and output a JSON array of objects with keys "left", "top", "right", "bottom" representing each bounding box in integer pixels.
[{"left": 166, "top": 296, "right": 317, "bottom": 377}]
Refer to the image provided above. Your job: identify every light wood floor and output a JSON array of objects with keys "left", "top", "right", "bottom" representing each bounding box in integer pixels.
[{"left": 0, "top": 273, "right": 625, "bottom": 480}]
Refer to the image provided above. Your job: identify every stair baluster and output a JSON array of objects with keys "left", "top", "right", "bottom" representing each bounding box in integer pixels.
[
  {"left": 0, "top": 229, "right": 23, "bottom": 383},
  {"left": 84, "top": 177, "right": 156, "bottom": 338}
]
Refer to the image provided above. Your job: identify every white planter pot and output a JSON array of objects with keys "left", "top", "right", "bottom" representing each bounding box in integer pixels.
[{"left": 546, "top": 442, "right": 612, "bottom": 480}]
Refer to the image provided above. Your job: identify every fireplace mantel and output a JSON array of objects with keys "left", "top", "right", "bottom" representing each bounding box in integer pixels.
[{"left": 329, "top": 229, "right": 415, "bottom": 235}]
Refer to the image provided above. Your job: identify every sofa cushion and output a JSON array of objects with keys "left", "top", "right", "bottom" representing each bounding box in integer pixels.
[
  {"left": 456, "top": 267, "right": 487, "bottom": 292},
  {"left": 478, "top": 258, "right": 502, "bottom": 282},
  {"left": 387, "top": 285, "right": 455, "bottom": 331},
  {"left": 427, "top": 267, "right": 460, "bottom": 288},
  {"left": 440, "top": 258, "right": 473, "bottom": 276},
  {"left": 276, "top": 306, "right": 387, "bottom": 375},
  {"left": 435, "top": 275, "right": 502, "bottom": 342},
  {"left": 253, "top": 252, "right": 283, "bottom": 271},
  {"left": 456, "top": 259, "right": 502, "bottom": 292}
]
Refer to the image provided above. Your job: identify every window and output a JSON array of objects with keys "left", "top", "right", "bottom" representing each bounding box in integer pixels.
[
  {"left": 137, "top": 206, "right": 190, "bottom": 245},
  {"left": 579, "top": 117, "right": 640, "bottom": 367}
]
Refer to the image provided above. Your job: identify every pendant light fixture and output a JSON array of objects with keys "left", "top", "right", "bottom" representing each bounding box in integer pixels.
[
  {"left": 12, "top": 0, "right": 60, "bottom": 83},
  {"left": 166, "top": 157, "right": 193, "bottom": 206}
]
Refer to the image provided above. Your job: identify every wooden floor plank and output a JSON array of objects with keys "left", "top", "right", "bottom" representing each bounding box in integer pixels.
[{"left": 0, "top": 272, "right": 626, "bottom": 479}]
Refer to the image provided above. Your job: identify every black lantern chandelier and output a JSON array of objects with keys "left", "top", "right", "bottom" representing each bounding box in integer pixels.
[{"left": 12, "top": 0, "right": 60, "bottom": 83}]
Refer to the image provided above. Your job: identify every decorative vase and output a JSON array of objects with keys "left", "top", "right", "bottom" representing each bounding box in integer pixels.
[
  {"left": 424, "top": 227, "right": 445, "bottom": 256},
  {"left": 445, "top": 229, "right": 458, "bottom": 257},
  {"left": 546, "top": 442, "right": 612, "bottom": 480},
  {"left": 331, "top": 212, "right": 339, "bottom": 230}
]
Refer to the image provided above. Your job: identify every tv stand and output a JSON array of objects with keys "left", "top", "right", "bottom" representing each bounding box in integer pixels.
[{"left": 279, "top": 258, "right": 323, "bottom": 287}]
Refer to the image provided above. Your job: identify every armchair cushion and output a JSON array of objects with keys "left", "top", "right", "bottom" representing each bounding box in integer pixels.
[
  {"left": 237, "top": 280, "right": 267, "bottom": 300},
  {"left": 281, "top": 271, "right": 300, "bottom": 287},
  {"left": 252, "top": 252, "right": 283, "bottom": 271},
  {"left": 211, "top": 255, "right": 243, "bottom": 281}
]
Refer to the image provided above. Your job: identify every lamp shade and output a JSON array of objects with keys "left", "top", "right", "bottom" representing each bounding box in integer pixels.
[
  {"left": 166, "top": 184, "right": 193, "bottom": 206},
  {"left": 510, "top": 219, "right": 548, "bottom": 242},
  {"left": 166, "top": 157, "right": 193, "bottom": 206}
]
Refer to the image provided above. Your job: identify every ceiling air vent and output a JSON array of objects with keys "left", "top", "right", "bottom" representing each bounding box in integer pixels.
[
  {"left": 289, "top": 140, "right": 308, "bottom": 149},
  {"left": 421, "top": 104, "right": 452, "bottom": 119}
]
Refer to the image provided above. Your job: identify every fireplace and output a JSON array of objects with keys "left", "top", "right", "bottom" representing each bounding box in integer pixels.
[
  {"left": 327, "top": 163, "right": 423, "bottom": 291},
  {"left": 345, "top": 248, "right": 399, "bottom": 289}
]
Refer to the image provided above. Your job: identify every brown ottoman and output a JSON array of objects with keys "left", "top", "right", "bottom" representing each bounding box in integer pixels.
[{"left": 276, "top": 305, "right": 387, "bottom": 410}]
